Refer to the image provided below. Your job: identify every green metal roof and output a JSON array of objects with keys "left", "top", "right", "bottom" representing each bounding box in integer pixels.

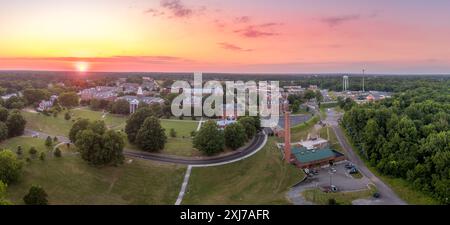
[{"left": 292, "top": 146, "right": 343, "bottom": 164}]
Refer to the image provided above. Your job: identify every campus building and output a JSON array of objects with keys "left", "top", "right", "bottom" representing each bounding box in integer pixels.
[{"left": 282, "top": 103, "right": 345, "bottom": 168}]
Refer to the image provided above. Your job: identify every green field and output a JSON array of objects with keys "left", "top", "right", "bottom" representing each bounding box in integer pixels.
[
  {"left": 319, "top": 126, "right": 344, "bottom": 153},
  {"left": 182, "top": 137, "right": 304, "bottom": 204},
  {"left": 302, "top": 187, "right": 376, "bottom": 205},
  {"left": 22, "top": 109, "right": 200, "bottom": 156},
  {"left": 124, "top": 119, "right": 199, "bottom": 156},
  {"left": 2, "top": 137, "right": 186, "bottom": 205},
  {"left": 0, "top": 137, "right": 53, "bottom": 158},
  {"left": 22, "top": 109, "right": 127, "bottom": 136}
]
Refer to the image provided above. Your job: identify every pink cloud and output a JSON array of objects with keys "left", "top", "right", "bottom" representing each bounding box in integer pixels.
[
  {"left": 218, "top": 42, "right": 253, "bottom": 52},
  {"left": 234, "top": 23, "right": 280, "bottom": 38},
  {"left": 234, "top": 16, "right": 251, "bottom": 24},
  {"left": 160, "top": 0, "right": 194, "bottom": 18}
]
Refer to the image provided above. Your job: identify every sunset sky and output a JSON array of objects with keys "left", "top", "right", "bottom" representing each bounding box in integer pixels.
[{"left": 1, "top": 0, "right": 450, "bottom": 73}]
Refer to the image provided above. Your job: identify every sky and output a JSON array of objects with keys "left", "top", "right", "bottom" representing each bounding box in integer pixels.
[{"left": 0, "top": 0, "right": 450, "bottom": 74}]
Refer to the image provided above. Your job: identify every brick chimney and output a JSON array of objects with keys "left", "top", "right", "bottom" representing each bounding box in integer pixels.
[{"left": 284, "top": 102, "right": 291, "bottom": 163}]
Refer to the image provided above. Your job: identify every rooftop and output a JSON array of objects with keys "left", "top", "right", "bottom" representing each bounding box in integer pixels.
[{"left": 291, "top": 146, "right": 343, "bottom": 164}]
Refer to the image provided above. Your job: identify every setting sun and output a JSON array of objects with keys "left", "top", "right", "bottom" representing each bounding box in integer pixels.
[{"left": 75, "top": 62, "right": 89, "bottom": 73}]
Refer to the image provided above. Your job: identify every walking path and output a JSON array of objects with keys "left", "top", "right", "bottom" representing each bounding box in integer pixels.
[
  {"left": 196, "top": 117, "right": 204, "bottom": 131},
  {"left": 175, "top": 165, "right": 192, "bottom": 205}
]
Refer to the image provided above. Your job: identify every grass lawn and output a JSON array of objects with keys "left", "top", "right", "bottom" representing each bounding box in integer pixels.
[
  {"left": 126, "top": 137, "right": 200, "bottom": 157},
  {"left": 288, "top": 115, "right": 320, "bottom": 141},
  {"left": 5, "top": 154, "right": 186, "bottom": 204},
  {"left": 0, "top": 136, "right": 53, "bottom": 158},
  {"left": 125, "top": 119, "right": 199, "bottom": 157},
  {"left": 182, "top": 137, "right": 304, "bottom": 204},
  {"left": 340, "top": 125, "right": 440, "bottom": 205},
  {"left": 161, "top": 119, "right": 198, "bottom": 137},
  {"left": 319, "top": 126, "right": 344, "bottom": 153},
  {"left": 71, "top": 109, "right": 127, "bottom": 129},
  {"left": 22, "top": 109, "right": 128, "bottom": 136},
  {"left": 22, "top": 111, "right": 73, "bottom": 136},
  {"left": 302, "top": 187, "right": 376, "bottom": 205}
]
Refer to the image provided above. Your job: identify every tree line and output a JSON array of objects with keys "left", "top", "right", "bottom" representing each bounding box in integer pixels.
[{"left": 341, "top": 83, "right": 449, "bottom": 204}]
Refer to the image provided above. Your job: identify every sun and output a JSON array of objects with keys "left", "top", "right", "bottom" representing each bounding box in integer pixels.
[{"left": 75, "top": 61, "right": 89, "bottom": 73}]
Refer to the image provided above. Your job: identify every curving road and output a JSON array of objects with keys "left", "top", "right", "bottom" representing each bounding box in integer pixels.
[{"left": 24, "top": 128, "right": 269, "bottom": 166}]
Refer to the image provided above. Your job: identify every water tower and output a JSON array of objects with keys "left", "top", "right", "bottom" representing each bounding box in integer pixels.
[{"left": 343, "top": 76, "right": 349, "bottom": 92}]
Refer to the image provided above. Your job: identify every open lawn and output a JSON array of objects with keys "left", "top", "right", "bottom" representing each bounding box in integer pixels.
[
  {"left": 22, "top": 111, "right": 73, "bottom": 136},
  {"left": 22, "top": 109, "right": 127, "bottom": 136},
  {"left": 5, "top": 154, "right": 186, "bottom": 204},
  {"left": 124, "top": 119, "right": 199, "bottom": 157},
  {"left": 160, "top": 119, "right": 198, "bottom": 137},
  {"left": 182, "top": 137, "right": 304, "bottom": 204},
  {"left": 319, "top": 126, "right": 344, "bottom": 153},
  {"left": 23, "top": 108, "right": 200, "bottom": 157},
  {"left": 126, "top": 137, "right": 200, "bottom": 157},
  {"left": 302, "top": 187, "right": 376, "bottom": 205},
  {"left": 0, "top": 136, "right": 53, "bottom": 158}
]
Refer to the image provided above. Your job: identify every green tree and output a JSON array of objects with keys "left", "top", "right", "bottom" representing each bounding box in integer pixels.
[
  {"left": 149, "top": 103, "right": 164, "bottom": 118},
  {"left": 16, "top": 146, "right": 23, "bottom": 156},
  {"left": 5, "top": 96, "right": 25, "bottom": 109},
  {"left": 0, "top": 122, "right": 8, "bottom": 141},
  {"left": 0, "top": 149, "right": 22, "bottom": 184},
  {"left": 75, "top": 129, "right": 103, "bottom": 164},
  {"left": 45, "top": 136, "right": 53, "bottom": 148},
  {"left": 238, "top": 116, "right": 257, "bottom": 140},
  {"left": 125, "top": 107, "right": 152, "bottom": 143},
  {"left": 29, "top": 147, "right": 37, "bottom": 156},
  {"left": 0, "top": 181, "right": 11, "bottom": 205},
  {"left": 64, "top": 112, "right": 71, "bottom": 120},
  {"left": 101, "top": 130, "right": 125, "bottom": 165},
  {"left": 111, "top": 99, "right": 130, "bottom": 115},
  {"left": 54, "top": 148, "right": 62, "bottom": 158},
  {"left": 6, "top": 110, "right": 26, "bottom": 137},
  {"left": 224, "top": 122, "right": 247, "bottom": 150},
  {"left": 170, "top": 128, "right": 177, "bottom": 138},
  {"left": 58, "top": 92, "right": 79, "bottom": 108},
  {"left": 135, "top": 117, "right": 167, "bottom": 152},
  {"left": 23, "top": 88, "right": 49, "bottom": 105},
  {"left": 39, "top": 152, "right": 45, "bottom": 161},
  {"left": 0, "top": 107, "right": 9, "bottom": 122},
  {"left": 303, "top": 89, "right": 316, "bottom": 100},
  {"left": 23, "top": 185, "right": 48, "bottom": 205},
  {"left": 193, "top": 120, "right": 224, "bottom": 155},
  {"left": 88, "top": 120, "right": 106, "bottom": 135},
  {"left": 68, "top": 118, "right": 90, "bottom": 143},
  {"left": 73, "top": 122, "right": 125, "bottom": 165}
]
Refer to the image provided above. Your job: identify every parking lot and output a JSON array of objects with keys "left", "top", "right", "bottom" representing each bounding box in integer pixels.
[
  {"left": 303, "top": 162, "right": 372, "bottom": 191},
  {"left": 287, "top": 161, "right": 374, "bottom": 205}
]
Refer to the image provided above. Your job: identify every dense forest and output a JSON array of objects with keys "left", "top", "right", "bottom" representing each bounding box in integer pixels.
[{"left": 341, "top": 81, "right": 450, "bottom": 204}]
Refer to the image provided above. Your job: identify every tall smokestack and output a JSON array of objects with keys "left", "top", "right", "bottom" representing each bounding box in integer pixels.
[{"left": 284, "top": 102, "right": 291, "bottom": 163}]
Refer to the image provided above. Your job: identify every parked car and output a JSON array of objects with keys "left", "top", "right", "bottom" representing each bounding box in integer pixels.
[
  {"left": 345, "top": 163, "right": 354, "bottom": 169},
  {"left": 349, "top": 167, "right": 359, "bottom": 174},
  {"left": 330, "top": 185, "right": 338, "bottom": 192}
]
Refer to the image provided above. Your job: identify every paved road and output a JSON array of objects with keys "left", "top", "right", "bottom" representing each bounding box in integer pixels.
[
  {"left": 326, "top": 109, "right": 407, "bottom": 205},
  {"left": 124, "top": 130, "right": 267, "bottom": 165},
  {"left": 24, "top": 128, "right": 268, "bottom": 166}
]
